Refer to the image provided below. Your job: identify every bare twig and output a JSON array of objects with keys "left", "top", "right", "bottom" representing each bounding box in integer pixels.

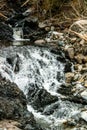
[
  {"left": 0, "top": 12, "right": 8, "bottom": 19},
  {"left": 69, "top": 30, "right": 87, "bottom": 41},
  {"left": 71, "top": 3, "right": 80, "bottom": 17},
  {"left": 21, "top": 0, "right": 30, "bottom": 7}
]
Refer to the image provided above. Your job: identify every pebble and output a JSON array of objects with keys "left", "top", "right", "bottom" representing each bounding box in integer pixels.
[
  {"left": 66, "top": 47, "right": 74, "bottom": 59},
  {"left": 34, "top": 39, "right": 45, "bottom": 45}
]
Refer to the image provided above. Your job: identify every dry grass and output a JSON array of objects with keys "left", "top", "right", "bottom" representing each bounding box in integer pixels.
[
  {"left": 21, "top": 0, "right": 30, "bottom": 7},
  {"left": 69, "top": 19, "right": 87, "bottom": 41},
  {"left": 0, "top": 0, "right": 14, "bottom": 18}
]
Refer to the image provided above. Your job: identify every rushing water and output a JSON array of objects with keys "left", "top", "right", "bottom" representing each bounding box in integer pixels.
[
  {"left": 13, "top": 27, "right": 30, "bottom": 45},
  {"left": 0, "top": 45, "right": 85, "bottom": 130},
  {"left": 0, "top": 26, "right": 86, "bottom": 130}
]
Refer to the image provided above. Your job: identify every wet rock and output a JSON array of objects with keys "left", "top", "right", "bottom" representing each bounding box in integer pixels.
[
  {"left": 24, "top": 124, "right": 34, "bottom": 130},
  {"left": 57, "top": 55, "right": 66, "bottom": 63},
  {"left": 50, "top": 48, "right": 66, "bottom": 63},
  {"left": 51, "top": 48, "right": 65, "bottom": 56},
  {"left": 43, "top": 101, "right": 59, "bottom": 115},
  {"left": 0, "top": 22, "right": 13, "bottom": 41},
  {"left": 58, "top": 84, "right": 73, "bottom": 96},
  {"left": 58, "top": 82, "right": 87, "bottom": 105},
  {"left": 0, "top": 77, "right": 26, "bottom": 119},
  {"left": 21, "top": 111, "right": 43, "bottom": 130},
  {"left": 64, "top": 61, "right": 72, "bottom": 72},
  {"left": 6, "top": 54, "right": 20, "bottom": 73},
  {"left": 0, "top": 77, "right": 43, "bottom": 130},
  {"left": 27, "top": 84, "right": 58, "bottom": 110}
]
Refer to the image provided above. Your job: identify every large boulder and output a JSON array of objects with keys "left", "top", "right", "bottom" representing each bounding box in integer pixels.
[
  {"left": 0, "top": 77, "right": 26, "bottom": 119},
  {"left": 27, "top": 84, "right": 58, "bottom": 110},
  {"left": 0, "top": 77, "right": 43, "bottom": 130}
]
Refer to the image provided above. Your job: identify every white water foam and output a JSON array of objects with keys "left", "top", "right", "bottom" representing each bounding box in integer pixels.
[
  {"left": 0, "top": 46, "right": 83, "bottom": 130},
  {"left": 13, "top": 27, "right": 30, "bottom": 45}
]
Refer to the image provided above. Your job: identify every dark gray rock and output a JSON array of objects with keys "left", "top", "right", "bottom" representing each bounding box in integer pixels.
[
  {"left": 0, "top": 77, "right": 26, "bottom": 119},
  {"left": 20, "top": 111, "right": 43, "bottom": 130},
  {"left": 58, "top": 84, "right": 87, "bottom": 105},
  {"left": 27, "top": 84, "right": 58, "bottom": 110},
  {"left": 0, "top": 22, "right": 13, "bottom": 41},
  {"left": 64, "top": 60, "right": 72, "bottom": 72},
  {"left": 0, "top": 77, "right": 43, "bottom": 130},
  {"left": 6, "top": 54, "right": 21, "bottom": 73}
]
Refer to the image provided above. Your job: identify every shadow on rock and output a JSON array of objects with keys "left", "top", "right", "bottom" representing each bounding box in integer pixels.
[{"left": 27, "top": 84, "right": 58, "bottom": 111}]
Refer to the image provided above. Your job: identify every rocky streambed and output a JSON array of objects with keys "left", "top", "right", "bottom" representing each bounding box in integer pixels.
[
  {"left": 0, "top": 43, "right": 87, "bottom": 130},
  {"left": 0, "top": 22, "right": 87, "bottom": 130},
  {"left": 0, "top": 1, "right": 87, "bottom": 130}
]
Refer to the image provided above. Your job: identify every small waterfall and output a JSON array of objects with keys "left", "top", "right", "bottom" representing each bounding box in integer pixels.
[
  {"left": 13, "top": 27, "right": 23, "bottom": 40},
  {"left": 0, "top": 46, "right": 85, "bottom": 130},
  {"left": 13, "top": 27, "right": 23, "bottom": 45},
  {"left": 13, "top": 27, "right": 30, "bottom": 45},
  {"left": 0, "top": 46, "right": 65, "bottom": 94}
]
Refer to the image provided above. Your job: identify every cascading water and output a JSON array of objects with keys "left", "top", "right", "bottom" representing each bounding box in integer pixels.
[
  {"left": 0, "top": 46, "right": 64, "bottom": 95},
  {"left": 13, "top": 27, "right": 30, "bottom": 45},
  {"left": 0, "top": 45, "right": 86, "bottom": 130},
  {"left": 13, "top": 27, "right": 23, "bottom": 45},
  {"left": 0, "top": 19, "right": 87, "bottom": 129}
]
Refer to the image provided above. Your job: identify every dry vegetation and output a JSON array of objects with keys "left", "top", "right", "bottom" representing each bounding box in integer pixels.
[
  {"left": 0, "top": 0, "right": 86, "bottom": 20},
  {"left": 0, "top": 0, "right": 87, "bottom": 38}
]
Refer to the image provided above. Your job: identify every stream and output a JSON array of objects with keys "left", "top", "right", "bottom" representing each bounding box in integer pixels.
[{"left": 0, "top": 29, "right": 87, "bottom": 130}]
